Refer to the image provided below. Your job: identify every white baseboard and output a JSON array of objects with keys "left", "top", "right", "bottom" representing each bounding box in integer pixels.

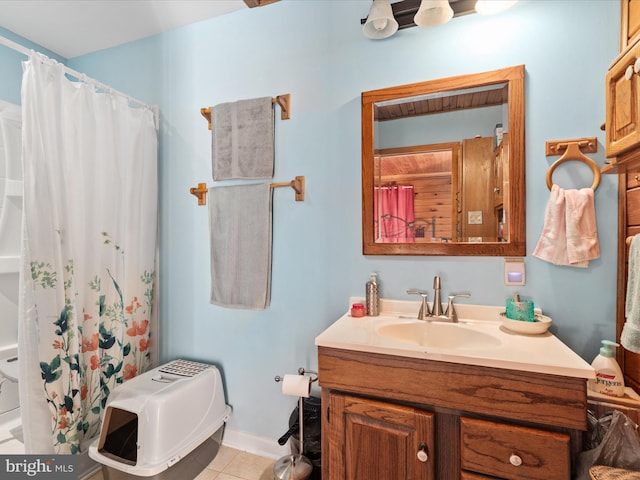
[{"left": 222, "top": 428, "right": 289, "bottom": 460}]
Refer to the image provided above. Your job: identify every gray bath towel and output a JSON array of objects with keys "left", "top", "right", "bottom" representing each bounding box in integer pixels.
[
  {"left": 212, "top": 97, "right": 274, "bottom": 180},
  {"left": 208, "top": 183, "right": 272, "bottom": 310}
]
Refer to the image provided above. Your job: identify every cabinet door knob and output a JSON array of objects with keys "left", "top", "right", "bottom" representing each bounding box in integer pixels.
[
  {"left": 626, "top": 64, "right": 635, "bottom": 81},
  {"left": 509, "top": 454, "right": 523, "bottom": 466},
  {"left": 417, "top": 443, "right": 429, "bottom": 462},
  {"left": 634, "top": 57, "right": 640, "bottom": 74}
]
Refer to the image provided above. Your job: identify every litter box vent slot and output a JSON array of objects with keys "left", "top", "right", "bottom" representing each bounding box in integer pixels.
[{"left": 98, "top": 407, "right": 138, "bottom": 466}]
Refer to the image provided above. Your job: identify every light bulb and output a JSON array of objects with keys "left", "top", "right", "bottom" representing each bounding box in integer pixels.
[{"left": 373, "top": 18, "right": 388, "bottom": 30}]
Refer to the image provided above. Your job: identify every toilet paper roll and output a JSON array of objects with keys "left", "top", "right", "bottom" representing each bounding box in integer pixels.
[{"left": 281, "top": 374, "right": 311, "bottom": 398}]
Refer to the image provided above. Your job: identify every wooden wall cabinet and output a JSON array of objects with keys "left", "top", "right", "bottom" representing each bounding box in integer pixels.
[
  {"left": 460, "top": 137, "right": 496, "bottom": 241},
  {"left": 621, "top": 0, "right": 640, "bottom": 52},
  {"left": 318, "top": 347, "right": 586, "bottom": 480},
  {"left": 602, "top": 0, "right": 640, "bottom": 396},
  {"left": 605, "top": 40, "right": 640, "bottom": 159}
]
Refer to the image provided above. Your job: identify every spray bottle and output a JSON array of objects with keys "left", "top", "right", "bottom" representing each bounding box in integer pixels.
[{"left": 588, "top": 340, "right": 625, "bottom": 397}]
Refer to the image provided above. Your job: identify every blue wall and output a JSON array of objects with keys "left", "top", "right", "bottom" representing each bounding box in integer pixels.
[{"left": 0, "top": 0, "right": 621, "bottom": 442}]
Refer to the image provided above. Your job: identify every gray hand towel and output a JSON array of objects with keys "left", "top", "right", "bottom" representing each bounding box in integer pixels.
[
  {"left": 212, "top": 97, "right": 274, "bottom": 180},
  {"left": 208, "top": 183, "right": 272, "bottom": 310}
]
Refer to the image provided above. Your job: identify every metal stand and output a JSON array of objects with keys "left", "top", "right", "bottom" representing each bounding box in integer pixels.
[{"left": 273, "top": 369, "right": 317, "bottom": 480}]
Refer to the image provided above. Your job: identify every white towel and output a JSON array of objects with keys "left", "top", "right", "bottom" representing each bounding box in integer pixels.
[
  {"left": 533, "top": 185, "right": 599, "bottom": 268},
  {"left": 565, "top": 187, "right": 599, "bottom": 264},
  {"left": 211, "top": 97, "right": 274, "bottom": 180},
  {"left": 623, "top": 235, "right": 640, "bottom": 353},
  {"left": 208, "top": 183, "right": 272, "bottom": 310}
]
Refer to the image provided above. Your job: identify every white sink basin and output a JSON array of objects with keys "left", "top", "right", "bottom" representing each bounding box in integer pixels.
[
  {"left": 314, "top": 297, "right": 595, "bottom": 379},
  {"left": 376, "top": 320, "right": 502, "bottom": 350}
]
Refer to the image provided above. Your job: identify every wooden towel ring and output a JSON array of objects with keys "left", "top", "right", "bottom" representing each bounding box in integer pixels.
[{"left": 545, "top": 141, "right": 601, "bottom": 191}]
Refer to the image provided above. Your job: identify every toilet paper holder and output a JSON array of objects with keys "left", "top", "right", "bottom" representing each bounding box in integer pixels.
[{"left": 274, "top": 367, "right": 318, "bottom": 384}]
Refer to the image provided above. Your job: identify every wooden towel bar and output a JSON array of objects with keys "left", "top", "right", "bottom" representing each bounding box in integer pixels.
[
  {"left": 189, "top": 175, "right": 305, "bottom": 206},
  {"left": 200, "top": 93, "right": 291, "bottom": 130}
]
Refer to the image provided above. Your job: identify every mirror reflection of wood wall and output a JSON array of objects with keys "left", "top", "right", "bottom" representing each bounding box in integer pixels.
[{"left": 374, "top": 142, "right": 459, "bottom": 243}]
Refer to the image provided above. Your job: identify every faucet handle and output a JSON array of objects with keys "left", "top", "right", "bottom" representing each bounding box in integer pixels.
[
  {"left": 445, "top": 293, "right": 471, "bottom": 323},
  {"left": 407, "top": 289, "right": 430, "bottom": 320}
]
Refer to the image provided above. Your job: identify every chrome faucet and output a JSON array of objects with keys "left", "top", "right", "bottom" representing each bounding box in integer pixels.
[
  {"left": 408, "top": 277, "right": 471, "bottom": 322},
  {"left": 444, "top": 293, "right": 471, "bottom": 323},
  {"left": 431, "top": 276, "right": 444, "bottom": 317},
  {"left": 406, "top": 290, "right": 430, "bottom": 320}
]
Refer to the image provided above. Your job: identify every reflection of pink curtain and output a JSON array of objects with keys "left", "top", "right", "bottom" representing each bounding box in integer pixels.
[{"left": 374, "top": 185, "right": 415, "bottom": 243}]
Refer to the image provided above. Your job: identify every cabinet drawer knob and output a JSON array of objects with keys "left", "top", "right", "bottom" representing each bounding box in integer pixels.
[
  {"left": 417, "top": 443, "right": 429, "bottom": 462},
  {"left": 626, "top": 65, "right": 635, "bottom": 81},
  {"left": 509, "top": 454, "right": 523, "bottom": 466}
]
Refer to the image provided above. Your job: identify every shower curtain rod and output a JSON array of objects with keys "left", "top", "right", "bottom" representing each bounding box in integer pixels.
[{"left": 0, "top": 34, "right": 152, "bottom": 110}]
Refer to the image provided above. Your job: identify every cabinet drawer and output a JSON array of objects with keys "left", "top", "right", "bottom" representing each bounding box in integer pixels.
[
  {"left": 460, "top": 417, "right": 571, "bottom": 480},
  {"left": 460, "top": 472, "right": 495, "bottom": 480},
  {"left": 627, "top": 165, "right": 640, "bottom": 188},
  {"left": 627, "top": 188, "right": 640, "bottom": 225}
]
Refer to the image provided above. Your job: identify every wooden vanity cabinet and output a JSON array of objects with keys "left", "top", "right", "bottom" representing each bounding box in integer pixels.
[
  {"left": 326, "top": 393, "right": 435, "bottom": 480},
  {"left": 318, "top": 347, "right": 587, "bottom": 480}
]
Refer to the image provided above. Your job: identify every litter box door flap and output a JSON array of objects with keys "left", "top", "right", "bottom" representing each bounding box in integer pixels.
[{"left": 140, "top": 368, "right": 225, "bottom": 465}]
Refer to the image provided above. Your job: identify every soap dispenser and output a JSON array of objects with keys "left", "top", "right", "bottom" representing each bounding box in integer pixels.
[
  {"left": 365, "top": 273, "right": 380, "bottom": 317},
  {"left": 588, "top": 340, "right": 625, "bottom": 397}
]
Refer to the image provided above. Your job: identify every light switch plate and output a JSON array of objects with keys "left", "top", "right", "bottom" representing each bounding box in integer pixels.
[
  {"left": 468, "top": 211, "right": 483, "bottom": 225},
  {"left": 504, "top": 257, "right": 525, "bottom": 286}
]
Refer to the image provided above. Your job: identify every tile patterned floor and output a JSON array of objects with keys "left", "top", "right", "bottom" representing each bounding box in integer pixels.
[
  {"left": 0, "top": 409, "right": 24, "bottom": 454},
  {"left": 88, "top": 446, "right": 276, "bottom": 480}
]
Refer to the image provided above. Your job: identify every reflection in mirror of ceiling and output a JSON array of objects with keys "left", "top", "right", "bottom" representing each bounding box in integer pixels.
[{"left": 374, "top": 83, "right": 508, "bottom": 121}]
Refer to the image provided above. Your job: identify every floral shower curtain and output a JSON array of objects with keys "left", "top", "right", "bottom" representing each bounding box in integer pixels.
[
  {"left": 374, "top": 185, "right": 416, "bottom": 243},
  {"left": 18, "top": 57, "right": 158, "bottom": 454}
]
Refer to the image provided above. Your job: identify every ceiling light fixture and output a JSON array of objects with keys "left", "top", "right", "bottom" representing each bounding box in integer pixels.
[
  {"left": 361, "top": 0, "right": 517, "bottom": 39},
  {"left": 362, "top": 0, "right": 399, "bottom": 40}
]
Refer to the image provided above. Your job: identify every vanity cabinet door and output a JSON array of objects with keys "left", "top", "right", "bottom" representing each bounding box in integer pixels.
[
  {"left": 326, "top": 393, "right": 435, "bottom": 480},
  {"left": 460, "top": 417, "right": 571, "bottom": 480},
  {"left": 606, "top": 41, "right": 640, "bottom": 158}
]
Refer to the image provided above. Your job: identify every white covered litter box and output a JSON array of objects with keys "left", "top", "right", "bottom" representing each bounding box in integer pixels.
[{"left": 89, "top": 359, "right": 231, "bottom": 480}]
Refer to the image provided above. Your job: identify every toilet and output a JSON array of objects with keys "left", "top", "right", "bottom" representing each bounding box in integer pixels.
[
  {"left": 0, "top": 355, "right": 19, "bottom": 382},
  {"left": 0, "top": 353, "right": 19, "bottom": 414},
  {"left": 89, "top": 359, "right": 231, "bottom": 480}
]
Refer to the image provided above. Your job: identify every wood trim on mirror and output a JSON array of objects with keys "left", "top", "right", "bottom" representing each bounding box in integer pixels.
[{"left": 362, "top": 65, "right": 526, "bottom": 256}]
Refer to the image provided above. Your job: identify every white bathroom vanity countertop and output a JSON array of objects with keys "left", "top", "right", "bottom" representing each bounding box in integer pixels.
[{"left": 315, "top": 297, "right": 595, "bottom": 379}]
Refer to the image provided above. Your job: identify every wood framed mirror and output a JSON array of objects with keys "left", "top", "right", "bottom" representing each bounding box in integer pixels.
[{"left": 362, "top": 65, "right": 525, "bottom": 256}]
